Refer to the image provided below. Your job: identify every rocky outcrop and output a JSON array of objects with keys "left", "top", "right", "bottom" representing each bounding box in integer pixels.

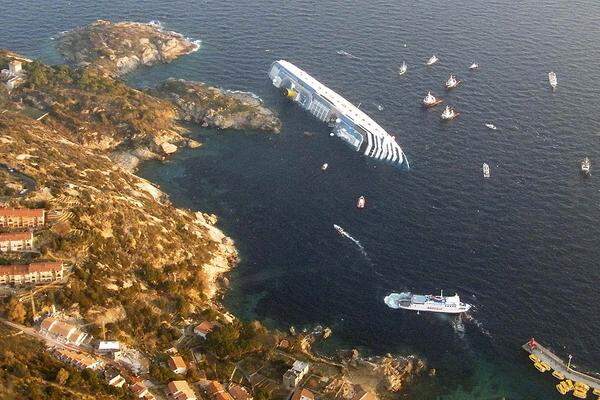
[
  {"left": 56, "top": 20, "right": 199, "bottom": 76},
  {"left": 153, "top": 78, "right": 282, "bottom": 133}
]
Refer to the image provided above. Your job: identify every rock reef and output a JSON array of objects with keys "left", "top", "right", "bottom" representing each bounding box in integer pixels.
[
  {"left": 153, "top": 78, "right": 282, "bottom": 133},
  {"left": 57, "top": 20, "right": 199, "bottom": 76}
]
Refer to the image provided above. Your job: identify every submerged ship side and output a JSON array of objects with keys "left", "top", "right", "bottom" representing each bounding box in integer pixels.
[{"left": 268, "top": 60, "right": 408, "bottom": 166}]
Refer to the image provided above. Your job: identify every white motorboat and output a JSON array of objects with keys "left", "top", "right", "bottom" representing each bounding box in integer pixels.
[
  {"left": 384, "top": 291, "right": 472, "bottom": 314},
  {"left": 357, "top": 196, "right": 366, "bottom": 209},
  {"left": 399, "top": 61, "right": 407, "bottom": 75},
  {"left": 445, "top": 75, "right": 461, "bottom": 89},
  {"left": 426, "top": 55, "right": 439, "bottom": 66},
  {"left": 548, "top": 71, "right": 557, "bottom": 89},
  {"left": 581, "top": 157, "right": 591, "bottom": 175},
  {"left": 485, "top": 123, "right": 497, "bottom": 130},
  {"left": 321, "top": 163, "right": 328, "bottom": 171},
  {"left": 483, "top": 163, "right": 490, "bottom": 178},
  {"left": 441, "top": 105, "right": 459, "bottom": 120},
  {"left": 469, "top": 63, "right": 479, "bottom": 70},
  {"left": 423, "top": 91, "right": 443, "bottom": 107}
]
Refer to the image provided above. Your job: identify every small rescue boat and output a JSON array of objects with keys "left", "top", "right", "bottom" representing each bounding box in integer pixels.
[
  {"left": 548, "top": 71, "right": 557, "bottom": 89},
  {"left": 581, "top": 157, "right": 590, "bottom": 175},
  {"left": 485, "top": 123, "right": 497, "bottom": 130},
  {"left": 357, "top": 196, "right": 366, "bottom": 209},
  {"left": 445, "top": 75, "right": 461, "bottom": 89},
  {"left": 426, "top": 55, "right": 439, "bottom": 66},
  {"left": 321, "top": 163, "right": 328, "bottom": 171},
  {"left": 399, "top": 61, "right": 407, "bottom": 75},
  {"left": 469, "top": 63, "right": 479, "bottom": 70},
  {"left": 441, "top": 105, "right": 459, "bottom": 120},
  {"left": 483, "top": 163, "right": 490, "bottom": 178},
  {"left": 422, "top": 91, "right": 443, "bottom": 107}
]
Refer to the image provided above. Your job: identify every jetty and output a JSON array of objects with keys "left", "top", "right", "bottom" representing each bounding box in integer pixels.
[{"left": 522, "top": 339, "right": 600, "bottom": 396}]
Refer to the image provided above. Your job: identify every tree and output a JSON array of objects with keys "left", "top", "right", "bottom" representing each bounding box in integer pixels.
[
  {"left": 7, "top": 298, "right": 26, "bottom": 324},
  {"left": 55, "top": 367, "right": 69, "bottom": 385}
]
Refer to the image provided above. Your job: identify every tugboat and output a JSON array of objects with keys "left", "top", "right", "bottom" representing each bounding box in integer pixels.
[
  {"left": 441, "top": 106, "right": 459, "bottom": 120},
  {"left": 581, "top": 157, "right": 591, "bottom": 175},
  {"left": 356, "top": 196, "right": 366, "bottom": 209},
  {"left": 423, "top": 91, "right": 443, "bottom": 107},
  {"left": 483, "top": 163, "right": 491, "bottom": 178},
  {"left": 548, "top": 71, "right": 558, "bottom": 90},
  {"left": 426, "top": 55, "right": 439, "bottom": 66},
  {"left": 384, "top": 291, "right": 472, "bottom": 314},
  {"left": 469, "top": 63, "right": 479, "bottom": 70},
  {"left": 399, "top": 61, "right": 407, "bottom": 75},
  {"left": 445, "top": 75, "right": 461, "bottom": 89}
]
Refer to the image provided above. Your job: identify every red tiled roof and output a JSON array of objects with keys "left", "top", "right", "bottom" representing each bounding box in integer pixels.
[
  {"left": 28, "top": 261, "right": 62, "bottom": 272},
  {"left": 207, "top": 381, "right": 225, "bottom": 396},
  {"left": 0, "top": 231, "right": 32, "bottom": 241},
  {"left": 228, "top": 384, "right": 252, "bottom": 400},
  {"left": 291, "top": 389, "right": 315, "bottom": 400},
  {"left": 168, "top": 355, "right": 187, "bottom": 371},
  {"left": 0, "top": 264, "right": 29, "bottom": 276},
  {"left": 0, "top": 208, "right": 45, "bottom": 217},
  {"left": 0, "top": 262, "right": 62, "bottom": 276},
  {"left": 215, "top": 392, "right": 234, "bottom": 400},
  {"left": 194, "top": 320, "right": 216, "bottom": 334}
]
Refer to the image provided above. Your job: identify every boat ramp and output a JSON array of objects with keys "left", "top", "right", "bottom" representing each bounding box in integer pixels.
[{"left": 522, "top": 339, "right": 600, "bottom": 398}]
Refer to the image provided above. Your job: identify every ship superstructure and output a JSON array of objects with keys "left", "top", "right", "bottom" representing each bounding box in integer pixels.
[{"left": 268, "top": 60, "right": 408, "bottom": 167}]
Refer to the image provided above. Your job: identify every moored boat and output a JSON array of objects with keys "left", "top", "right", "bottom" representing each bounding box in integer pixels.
[
  {"left": 581, "top": 157, "right": 591, "bottom": 175},
  {"left": 399, "top": 61, "right": 407, "bottom": 75},
  {"left": 357, "top": 196, "right": 366, "bottom": 209},
  {"left": 441, "top": 105, "right": 459, "bottom": 120},
  {"left": 426, "top": 55, "right": 439, "bottom": 66},
  {"left": 384, "top": 291, "right": 472, "bottom": 314},
  {"left": 445, "top": 74, "right": 461, "bottom": 89},
  {"left": 422, "top": 91, "right": 443, "bottom": 107},
  {"left": 548, "top": 71, "right": 557, "bottom": 89}
]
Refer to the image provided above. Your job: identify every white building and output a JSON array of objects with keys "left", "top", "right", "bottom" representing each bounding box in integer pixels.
[
  {"left": 40, "top": 317, "right": 87, "bottom": 346},
  {"left": 97, "top": 340, "right": 121, "bottom": 353},
  {"left": 0, "top": 231, "right": 34, "bottom": 252},
  {"left": 283, "top": 360, "right": 310, "bottom": 389}
]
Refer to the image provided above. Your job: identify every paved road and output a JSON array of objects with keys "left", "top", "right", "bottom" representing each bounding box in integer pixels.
[{"left": 0, "top": 162, "right": 37, "bottom": 196}]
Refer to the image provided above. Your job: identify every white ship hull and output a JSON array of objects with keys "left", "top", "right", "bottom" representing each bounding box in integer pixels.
[{"left": 384, "top": 292, "right": 471, "bottom": 314}]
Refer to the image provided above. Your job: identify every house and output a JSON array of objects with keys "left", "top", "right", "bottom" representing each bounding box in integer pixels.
[
  {"left": 193, "top": 320, "right": 217, "bottom": 339},
  {"left": 227, "top": 384, "right": 252, "bottom": 400},
  {"left": 131, "top": 381, "right": 150, "bottom": 398},
  {"left": 166, "top": 380, "right": 197, "bottom": 400},
  {"left": 205, "top": 381, "right": 233, "bottom": 400},
  {"left": 168, "top": 355, "right": 187, "bottom": 375},
  {"left": 0, "top": 231, "right": 34, "bottom": 252},
  {"left": 0, "top": 208, "right": 45, "bottom": 228},
  {"left": 0, "top": 261, "right": 64, "bottom": 285},
  {"left": 107, "top": 373, "right": 126, "bottom": 388},
  {"left": 283, "top": 361, "right": 310, "bottom": 389},
  {"left": 40, "top": 317, "right": 87, "bottom": 346},
  {"left": 8, "top": 60, "right": 22, "bottom": 75},
  {"left": 53, "top": 348, "right": 103, "bottom": 370},
  {"left": 114, "top": 347, "right": 150, "bottom": 375},
  {"left": 291, "top": 388, "right": 315, "bottom": 400},
  {"left": 97, "top": 340, "right": 121, "bottom": 353}
]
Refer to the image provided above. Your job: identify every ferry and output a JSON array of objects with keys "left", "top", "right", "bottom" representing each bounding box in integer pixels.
[
  {"left": 384, "top": 291, "right": 472, "bottom": 314},
  {"left": 357, "top": 196, "right": 366, "bottom": 209},
  {"left": 426, "top": 55, "right": 439, "bottom": 66},
  {"left": 423, "top": 91, "right": 443, "bottom": 107},
  {"left": 269, "top": 60, "right": 408, "bottom": 167}
]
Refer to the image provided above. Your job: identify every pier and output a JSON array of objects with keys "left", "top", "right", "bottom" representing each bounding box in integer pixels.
[{"left": 522, "top": 339, "right": 600, "bottom": 395}]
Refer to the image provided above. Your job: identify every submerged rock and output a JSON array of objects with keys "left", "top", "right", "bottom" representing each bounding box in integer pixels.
[
  {"left": 152, "top": 78, "right": 282, "bottom": 133},
  {"left": 57, "top": 20, "right": 199, "bottom": 76}
]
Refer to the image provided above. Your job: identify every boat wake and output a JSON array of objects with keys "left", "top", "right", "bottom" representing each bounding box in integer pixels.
[
  {"left": 462, "top": 311, "right": 492, "bottom": 338},
  {"left": 333, "top": 224, "right": 372, "bottom": 265}
]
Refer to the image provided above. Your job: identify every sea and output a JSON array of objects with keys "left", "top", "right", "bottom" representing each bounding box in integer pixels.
[{"left": 2, "top": 1, "right": 599, "bottom": 398}]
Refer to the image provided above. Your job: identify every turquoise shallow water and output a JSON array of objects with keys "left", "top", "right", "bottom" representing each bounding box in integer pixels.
[{"left": 3, "top": 1, "right": 600, "bottom": 398}]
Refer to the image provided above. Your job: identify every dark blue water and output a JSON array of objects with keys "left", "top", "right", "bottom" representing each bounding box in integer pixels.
[{"left": 3, "top": 1, "right": 600, "bottom": 398}]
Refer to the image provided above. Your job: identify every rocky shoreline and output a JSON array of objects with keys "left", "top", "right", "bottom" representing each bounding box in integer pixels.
[
  {"left": 57, "top": 20, "right": 200, "bottom": 76},
  {"left": 152, "top": 78, "right": 282, "bottom": 133}
]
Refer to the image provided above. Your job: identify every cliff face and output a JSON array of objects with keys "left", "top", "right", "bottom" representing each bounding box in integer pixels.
[
  {"left": 57, "top": 20, "right": 199, "bottom": 76},
  {"left": 153, "top": 79, "right": 282, "bottom": 133}
]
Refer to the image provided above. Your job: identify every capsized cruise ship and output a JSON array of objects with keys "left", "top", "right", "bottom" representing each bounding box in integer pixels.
[
  {"left": 268, "top": 60, "right": 408, "bottom": 167},
  {"left": 384, "top": 291, "right": 472, "bottom": 314}
]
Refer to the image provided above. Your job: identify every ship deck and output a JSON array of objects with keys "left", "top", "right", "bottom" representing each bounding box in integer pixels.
[{"left": 522, "top": 341, "right": 600, "bottom": 391}]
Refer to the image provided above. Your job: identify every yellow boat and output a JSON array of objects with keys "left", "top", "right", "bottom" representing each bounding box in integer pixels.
[
  {"left": 534, "top": 362, "right": 548, "bottom": 372},
  {"left": 539, "top": 362, "right": 551, "bottom": 371},
  {"left": 556, "top": 382, "right": 568, "bottom": 395},
  {"left": 564, "top": 380, "right": 574, "bottom": 391},
  {"left": 575, "top": 382, "right": 591, "bottom": 391},
  {"left": 529, "top": 354, "right": 541, "bottom": 363},
  {"left": 572, "top": 388, "right": 588, "bottom": 399},
  {"left": 553, "top": 370, "right": 566, "bottom": 380},
  {"left": 592, "top": 388, "right": 600, "bottom": 396}
]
